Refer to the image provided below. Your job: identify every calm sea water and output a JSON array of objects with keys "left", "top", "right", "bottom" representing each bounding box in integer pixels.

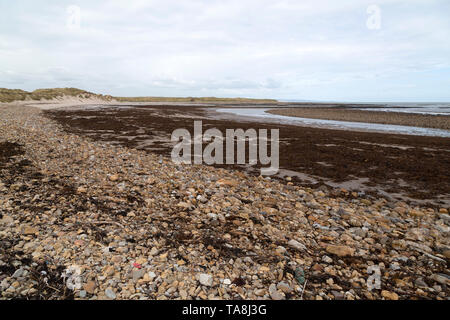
[{"left": 216, "top": 107, "right": 450, "bottom": 137}]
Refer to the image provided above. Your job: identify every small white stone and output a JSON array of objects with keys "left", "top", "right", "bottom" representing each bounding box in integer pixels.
[
  {"left": 105, "top": 288, "right": 116, "bottom": 299},
  {"left": 198, "top": 273, "right": 213, "bottom": 287},
  {"left": 288, "top": 239, "right": 306, "bottom": 251}
]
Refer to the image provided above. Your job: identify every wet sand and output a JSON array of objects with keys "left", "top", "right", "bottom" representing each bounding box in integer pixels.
[
  {"left": 45, "top": 105, "right": 450, "bottom": 206},
  {"left": 267, "top": 108, "right": 450, "bottom": 130}
]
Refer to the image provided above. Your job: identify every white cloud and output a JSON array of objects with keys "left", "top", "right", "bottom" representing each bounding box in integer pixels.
[{"left": 0, "top": 0, "right": 449, "bottom": 101}]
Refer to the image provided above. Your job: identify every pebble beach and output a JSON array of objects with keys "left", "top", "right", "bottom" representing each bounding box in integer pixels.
[{"left": 0, "top": 104, "right": 449, "bottom": 300}]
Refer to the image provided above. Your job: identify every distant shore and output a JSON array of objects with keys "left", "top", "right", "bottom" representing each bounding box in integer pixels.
[{"left": 266, "top": 108, "right": 450, "bottom": 130}]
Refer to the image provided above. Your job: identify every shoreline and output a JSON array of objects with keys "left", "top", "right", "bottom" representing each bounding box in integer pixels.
[{"left": 214, "top": 107, "right": 450, "bottom": 138}]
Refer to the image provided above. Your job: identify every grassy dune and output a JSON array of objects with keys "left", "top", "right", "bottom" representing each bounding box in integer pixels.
[
  {"left": 0, "top": 88, "right": 114, "bottom": 103},
  {"left": 0, "top": 87, "right": 278, "bottom": 104}
]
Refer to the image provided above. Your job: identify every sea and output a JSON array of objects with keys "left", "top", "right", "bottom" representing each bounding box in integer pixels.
[{"left": 215, "top": 103, "right": 450, "bottom": 137}]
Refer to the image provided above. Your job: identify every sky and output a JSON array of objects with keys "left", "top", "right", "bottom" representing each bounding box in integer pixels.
[{"left": 0, "top": 0, "right": 449, "bottom": 102}]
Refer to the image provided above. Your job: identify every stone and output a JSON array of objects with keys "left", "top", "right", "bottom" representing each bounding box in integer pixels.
[
  {"left": 111, "top": 256, "right": 122, "bottom": 263},
  {"left": 442, "top": 250, "right": 450, "bottom": 259},
  {"left": 12, "top": 268, "right": 25, "bottom": 278},
  {"left": 0, "top": 215, "right": 14, "bottom": 225},
  {"left": 74, "top": 240, "right": 84, "bottom": 246},
  {"left": 414, "top": 278, "right": 427, "bottom": 288},
  {"left": 430, "top": 274, "right": 450, "bottom": 286},
  {"left": 390, "top": 262, "right": 400, "bottom": 271},
  {"left": 177, "top": 202, "right": 191, "bottom": 209},
  {"left": 83, "top": 280, "right": 96, "bottom": 294},
  {"left": 331, "top": 290, "right": 344, "bottom": 300},
  {"left": 109, "top": 174, "right": 119, "bottom": 182},
  {"left": 179, "top": 289, "right": 188, "bottom": 299},
  {"left": 132, "top": 269, "right": 145, "bottom": 281},
  {"left": 287, "top": 239, "right": 307, "bottom": 251},
  {"left": 1, "top": 279, "right": 10, "bottom": 291},
  {"left": 216, "top": 179, "right": 238, "bottom": 187},
  {"left": 394, "top": 207, "right": 406, "bottom": 214},
  {"left": 259, "top": 266, "right": 270, "bottom": 273},
  {"left": 198, "top": 273, "right": 213, "bottom": 287},
  {"left": 405, "top": 228, "right": 425, "bottom": 241},
  {"left": 268, "top": 283, "right": 277, "bottom": 295},
  {"left": 105, "top": 288, "right": 116, "bottom": 299},
  {"left": 269, "top": 286, "right": 284, "bottom": 300},
  {"left": 408, "top": 209, "right": 424, "bottom": 218},
  {"left": 381, "top": 290, "right": 399, "bottom": 300},
  {"left": 277, "top": 281, "right": 292, "bottom": 294},
  {"left": 311, "top": 263, "right": 323, "bottom": 272},
  {"left": 104, "top": 266, "right": 115, "bottom": 277},
  {"left": 22, "top": 226, "right": 38, "bottom": 235},
  {"left": 432, "top": 285, "right": 442, "bottom": 293},
  {"left": 268, "top": 283, "right": 284, "bottom": 300},
  {"left": 254, "top": 289, "right": 266, "bottom": 296},
  {"left": 207, "top": 213, "right": 218, "bottom": 220},
  {"left": 325, "top": 245, "right": 355, "bottom": 257}
]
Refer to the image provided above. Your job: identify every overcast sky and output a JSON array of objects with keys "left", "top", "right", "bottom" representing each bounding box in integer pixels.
[{"left": 0, "top": 0, "right": 449, "bottom": 102}]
